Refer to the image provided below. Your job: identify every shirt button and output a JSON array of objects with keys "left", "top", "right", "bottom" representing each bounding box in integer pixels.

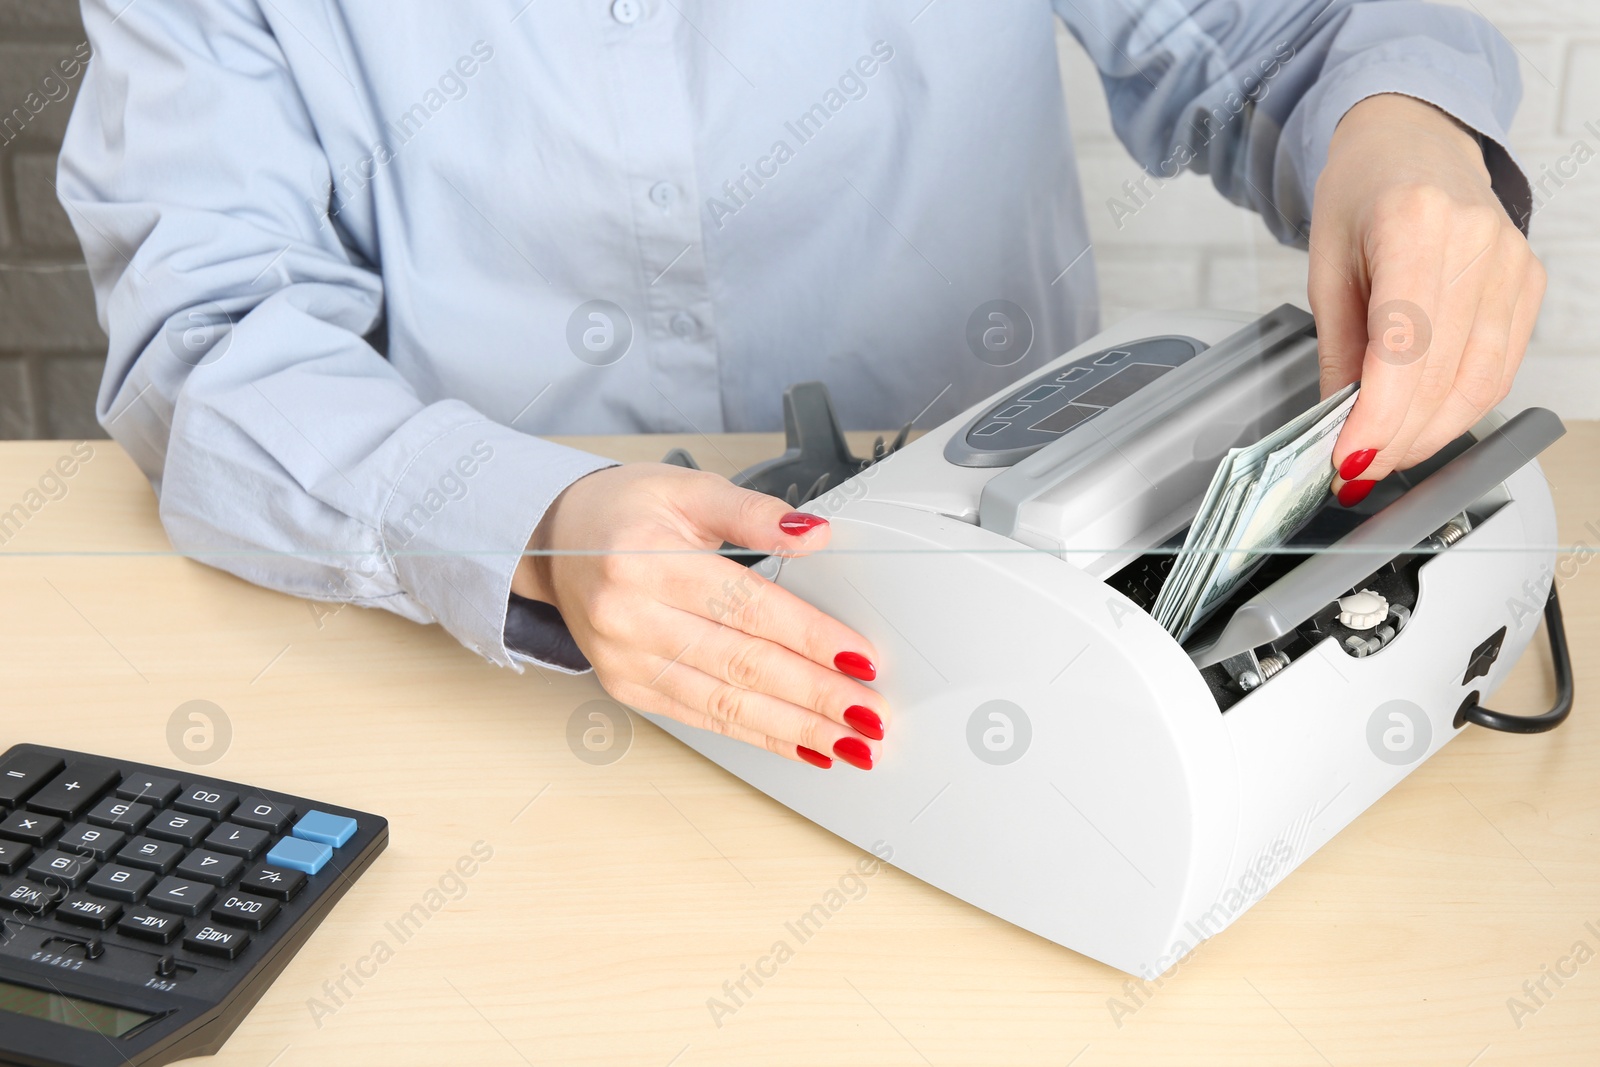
[
  {"left": 610, "top": 0, "right": 641, "bottom": 24},
  {"left": 649, "top": 181, "right": 679, "bottom": 209},
  {"left": 669, "top": 312, "right": 698, "bottom": 340}
]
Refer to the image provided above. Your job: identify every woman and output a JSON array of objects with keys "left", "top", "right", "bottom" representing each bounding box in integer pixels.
[{"left": 60, "top": 0, "right": 1543, "bottom": 770}]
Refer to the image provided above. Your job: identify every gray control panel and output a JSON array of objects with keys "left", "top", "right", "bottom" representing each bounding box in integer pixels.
[{"left": 944, "top": 336, "right": 1205, "bottom": 468}]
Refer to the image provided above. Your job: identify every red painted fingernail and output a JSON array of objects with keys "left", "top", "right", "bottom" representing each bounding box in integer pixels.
[
  {"left": 834, "top": 651, "right": 876, "bottom": 681},
  {"left": 833, "top": 736, "right": 874, "bottom": 770},
  {"left": 843, "top": 705, "right": 884, "bottom": 740},
  {"left": 1337, "top": 479, "right": 1376, "bottom": 508},
  {"left": 779, "top": 511, "right": 827, "bottom": 536},
  {"left": 1338, "top": 448, "right": 1379, "bottom": 480},
  {"left": 797, "top": 746, "right": 833, "bottom": 769}
]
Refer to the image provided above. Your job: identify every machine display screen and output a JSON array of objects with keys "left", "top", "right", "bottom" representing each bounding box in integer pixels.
[
  {"left": 1071, "top": 362, "right": 1173, "bottom": 407},
  {"left": 0, "top": 978, "right": 155, "bottom": 1037},
  {"left": 952, "top": 336, "right": 1204, "bottom": 466}
]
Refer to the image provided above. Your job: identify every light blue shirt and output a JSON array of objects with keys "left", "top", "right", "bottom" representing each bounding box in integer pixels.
[{"left": 59, "top": 0, "right": 1528, "bottom": 671}]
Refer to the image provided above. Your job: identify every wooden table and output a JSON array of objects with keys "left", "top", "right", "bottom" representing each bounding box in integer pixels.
[{"left": 1, "top": 426, "right": 1596, "bottom": 1067}]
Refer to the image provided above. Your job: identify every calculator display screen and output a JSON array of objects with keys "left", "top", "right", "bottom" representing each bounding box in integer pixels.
[{"left": 0, "top": 978, "right": 154, "bottom": 1037}]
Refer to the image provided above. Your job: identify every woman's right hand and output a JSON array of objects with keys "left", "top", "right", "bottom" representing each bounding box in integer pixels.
[{"left": 511, "top": 463, "right": 887, "bottom": 769}]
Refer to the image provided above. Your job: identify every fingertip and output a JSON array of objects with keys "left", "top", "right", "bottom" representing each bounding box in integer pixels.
[
  {"left": 796, "top": 745, "right": 833, "bottom": 769},
  {"left": 831, "top": 735, "right": 875, "bottom": 771},
  {"left": 843, "top": 705, "right": 885, "bottom": 740},
  {"left": 1335, "top": 447, "right": 1379, "bottom": 481},
  {"left": 775, "top": 511, "right": 832, "bottom": 556},
  {"left": 778, "top": 511, "right": 828, "bottom": 537},
  {"left": 1336, "top": 479, "right": 1377, "bottom": 508},
  {"left": 834, "top": 650, "right": 877, "bottom": 682}
]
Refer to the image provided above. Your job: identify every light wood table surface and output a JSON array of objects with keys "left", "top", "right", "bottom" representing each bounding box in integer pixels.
[{"left": 1, "top": 426, "right": 1596, "bottom": 1067}]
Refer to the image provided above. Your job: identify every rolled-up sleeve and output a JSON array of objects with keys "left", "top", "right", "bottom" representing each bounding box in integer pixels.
[
  {"left": 1055, "top": 0, "right": 1531, "bottom": 240},
  {"left": 58, "top": 0, "right": 614, "bottom": 670}
]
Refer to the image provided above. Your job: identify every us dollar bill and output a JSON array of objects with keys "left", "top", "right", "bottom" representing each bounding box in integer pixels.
[{"left": 1155, "top": 384, "right": 1359, "bottom": 641}]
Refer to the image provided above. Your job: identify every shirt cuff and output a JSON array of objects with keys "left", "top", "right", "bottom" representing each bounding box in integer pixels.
[
  {"left": 1291, "top": 47, "right": 1533, "bottom": 234},
  {"left": 505, "top": 593, "right": 595, "bottom": 673},
  {"left": 378, "top": 401, "right": 616, "bottom": 670}
]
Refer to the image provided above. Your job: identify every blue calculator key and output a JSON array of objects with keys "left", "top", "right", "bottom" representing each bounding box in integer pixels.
[
  {"left": 292, "top": 810, "right": 358, "bottom": 848},
  {"left": 266, "top": 836, "right": 332, "bottom": 875}
]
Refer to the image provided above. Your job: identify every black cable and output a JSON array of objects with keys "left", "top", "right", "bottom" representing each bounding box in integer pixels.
[{"left": 1454, "top": 587, "right": 1574, "bottom": 734}]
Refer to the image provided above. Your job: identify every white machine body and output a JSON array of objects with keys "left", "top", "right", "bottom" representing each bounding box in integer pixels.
[{"left": 645, "top": 307, "right": 1560, "bottom": 977}]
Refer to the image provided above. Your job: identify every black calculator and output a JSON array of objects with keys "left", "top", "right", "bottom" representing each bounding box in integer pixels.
[{"left": 0, "top": 744, "right": 387, "bottom": 1067}]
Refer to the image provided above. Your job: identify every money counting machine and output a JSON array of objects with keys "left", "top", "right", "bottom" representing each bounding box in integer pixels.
[{"left": 656, "top": 305, "right": 1573, "bottom": 977}]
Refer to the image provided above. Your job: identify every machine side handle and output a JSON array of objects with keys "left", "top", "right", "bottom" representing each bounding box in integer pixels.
[
  {"left": 1188, "top": 407, "right": 1567, "bottom": 669},
  {"left": 979, "top": 304, "right": 1316, "bottom": 539}
]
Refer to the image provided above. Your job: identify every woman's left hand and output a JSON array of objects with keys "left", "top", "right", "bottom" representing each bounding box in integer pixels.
[{"left": 1307, "top": 92, "right": 1546, "bottom": 507}]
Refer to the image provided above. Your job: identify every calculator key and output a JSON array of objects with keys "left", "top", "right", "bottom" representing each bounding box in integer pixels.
[
  {"left": 145, "top": 810, "right": 212, "bottom": 847},
  {"left": 0, "top": 752, "right": 63, "bottom": 808},
  {"left": 213, "top": 891, "right": 280, "bottom": 931},
  {"left": 204, "top": 823, "right": 270, "bottom": 860},
  {"left": 119, "top": 909, "right": 184, "bottom": 944},
  {"left": 293, "top": 810, "right": 358, "bottom": 848},
  {"left": 0, "top": 809, "right": 63, "bottom": 845},
  {"left": 146, "top": 877, "right": 216, "bottom": 917},
  {"left": 175, "top": 849, "right": 244, "bottom": 887},
  {"left": 57, "top": 823, "right": 126, "bottom": 861},
  {"left": 25, "top": 849, "right": 95, "bottom": 889},
  {"left": 173, "top": 786, "right": 238, "bottom": 821},
  {"left": 117, "top": 837, "right": 184, "bottom": 875},
  {"left": 184, "top": 924, "right": 249, "bottom": 959},
  {"left": 239, "top": 864, "right": 306, "bottom": 901},
  {"left": 26, "top": 762, "right": 120, "bottom": 819},
  {"left": 0, "top": 876, "right": 66, "bottom": 913},
  {"left": 0, "top": 840, "right": 30, "bottom": 875},
  {"left": 114, "top": 774, "right": 182, "bottom": 807},
  {"left": 232, "top": 798, "right": 295, "bottom": 834},
  {"left": 86, "top": 864, "right": 156, "bottom": 903},
  {"left": 57, "top": 893, "right": 123, "bottom": 930},
  {"left": 86, "top": 797, "right": 155, "bottom": 834},
  {"left": 265, "top": 836, "right": 332, "bottom": 876}
]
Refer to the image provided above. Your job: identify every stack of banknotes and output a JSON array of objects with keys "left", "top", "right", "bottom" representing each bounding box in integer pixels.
[{"left": 1152, "top": 384, "right": 1360, "bottom": 642}]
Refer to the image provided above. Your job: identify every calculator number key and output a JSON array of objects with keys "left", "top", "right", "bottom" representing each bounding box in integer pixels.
[
  {"left": 86, "top": 797, "right": 154, "bottom": 834},
  {"left": 173, "top": 787, "right": 238, "bottom": 821},
  {"left": 57, "top": 823, "right": 127, "bottom": 861},
  {"left": 117, "top": 837, "right": 184, "bottom": 874},
  {"left": 232, "top": 798, "right": 296, "bottom": 834},
  {"left": 146, "top": 877, "right": 216, "bottom": 917},
  {"left": 86, "top": 864, "right": 157, "bottom": 903},
  {"left": 213, "top": 891, "right": 280, "bottom": 931},
  {"left": 25, "top": 849, "right": 94, "bottom": 889},
  {"left": 175, "top": 849, "right": 244, "bottom": 886},
  {"left": 145, "top": 810, "right": 212, "bottom": 847},
  {"left": 204, "top": 823, "right": 270, "bottom": 860}
]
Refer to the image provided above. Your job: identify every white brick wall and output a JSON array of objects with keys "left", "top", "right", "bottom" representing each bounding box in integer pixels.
[{"left": 1057, "top": 0, "right": 1600, "bottom": 418}]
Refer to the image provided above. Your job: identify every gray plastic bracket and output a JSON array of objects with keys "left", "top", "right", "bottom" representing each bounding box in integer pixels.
[
  {"left": 978, "top": 304, "right": 1317, "bottom": 540},
  {"left": 1187, "top": 406, "right": 1567, "bottom": 670}
]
